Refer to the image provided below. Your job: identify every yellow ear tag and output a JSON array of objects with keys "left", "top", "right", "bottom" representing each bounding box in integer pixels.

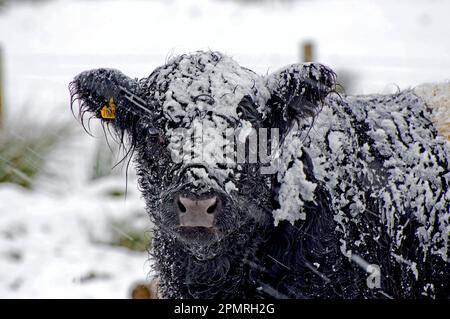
[{"left": 101, "top": 97, "right": 116, "bottom": 119}]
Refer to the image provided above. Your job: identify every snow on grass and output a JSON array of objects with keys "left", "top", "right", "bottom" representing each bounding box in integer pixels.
[{"left": 0, "top": 179, "right": 150, "bottom": 298}]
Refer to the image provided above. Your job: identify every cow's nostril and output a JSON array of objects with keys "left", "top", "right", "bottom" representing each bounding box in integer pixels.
[
  {"left": 177, "top": 199, "right": 187, "bottom": 213},
  {"left": 206, "top": 199, "right": 218, "bottom": 214}
]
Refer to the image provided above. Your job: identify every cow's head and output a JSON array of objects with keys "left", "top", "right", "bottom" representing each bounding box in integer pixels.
[{"left": 70, "top": 51, "right": 335, "bottom": 258}]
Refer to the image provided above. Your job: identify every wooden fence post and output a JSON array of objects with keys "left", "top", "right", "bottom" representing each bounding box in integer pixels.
[{"left": 302, "top": 41, "right": 314, "bottom": 62}]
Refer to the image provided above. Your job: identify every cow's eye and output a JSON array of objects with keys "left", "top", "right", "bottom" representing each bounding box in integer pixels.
[
  {"left": 148, "top": 128, "right": 165, "bottom": 144},
  {"left": 237, "top": 96, "right": 261, "bottom": 126}
]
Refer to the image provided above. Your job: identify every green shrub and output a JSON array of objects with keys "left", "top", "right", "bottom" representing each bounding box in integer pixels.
[
  {"left": 108, "top": 218, "right": 152, "bottom": 252},
  {"left": 0, "top": 120, "right": 71, "bottom": 189},
  {"left": 91, "top": 138, "right": 121, "bottom": 181}
]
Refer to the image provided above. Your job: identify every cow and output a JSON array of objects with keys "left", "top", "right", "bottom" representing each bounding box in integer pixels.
[{"left": 70, "top": 51, "right": 450, "bottom": 299}]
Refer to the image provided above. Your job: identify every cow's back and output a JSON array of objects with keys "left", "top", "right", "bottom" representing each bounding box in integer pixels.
[{"left": 297, "top": 89, "right": 450, "bottom": 298}]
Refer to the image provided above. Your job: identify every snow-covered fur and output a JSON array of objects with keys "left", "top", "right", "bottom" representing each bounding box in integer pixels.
[{"left": 70, "top": 51, "right": 450, "bottom": 299}]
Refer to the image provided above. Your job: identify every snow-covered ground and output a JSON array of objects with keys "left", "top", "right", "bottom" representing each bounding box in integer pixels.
[
  {"left": 0, "top": 0, "right": 449, "bottom": 298},
  {"left": 0, "top": 177, "right": 152, "bottom": 298}
]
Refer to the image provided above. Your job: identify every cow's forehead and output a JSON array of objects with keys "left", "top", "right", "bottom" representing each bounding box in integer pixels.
[
  {"left": 139, "top": 52, "right": 275, "bottom": 189},
  {"left": 148, "top": 51, "right": 271, "bottom": 125}
]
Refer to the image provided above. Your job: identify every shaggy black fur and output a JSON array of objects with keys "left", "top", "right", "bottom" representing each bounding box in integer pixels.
[{"left": 70, "top": 51, "right": 450, "bottom": 299}]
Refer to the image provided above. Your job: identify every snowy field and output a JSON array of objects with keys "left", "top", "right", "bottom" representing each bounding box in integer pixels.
[
  {"left": 0, "top": 179, "right": 151, "bottom": 298},
  {"left": 0, "top": 0, "right": 449, "bottom": 298}
]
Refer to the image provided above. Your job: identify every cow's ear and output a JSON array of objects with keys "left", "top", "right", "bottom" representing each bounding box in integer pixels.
[
  {"left": 265, "top": 63, "right": 336, "bottom": 132},
  {"left": 69, "top": 68, "right": 148, "bottom": 138}
]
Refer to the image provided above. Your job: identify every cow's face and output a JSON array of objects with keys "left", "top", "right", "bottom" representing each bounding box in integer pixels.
[{"left": 70, "top": 51, "right": 335, "bottom": 258}]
